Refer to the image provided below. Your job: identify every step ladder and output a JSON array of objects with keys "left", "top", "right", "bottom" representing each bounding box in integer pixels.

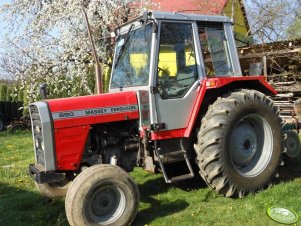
[{"left": 154, "top": 142, "right": 194, "bottom": 183}]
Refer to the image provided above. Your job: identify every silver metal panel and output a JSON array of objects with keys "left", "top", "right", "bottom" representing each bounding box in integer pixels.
[
  {"left": 30, "top": 102, "right": 56, "bottom": 171},
  {"left": 29, "top": 106, "right": 38, "bottom": 164},
  {"left": 137, "top": 90, "right": 151, "bottom": 129},
  {"left": 52, "top": 104, "right": 138, "bottom": 120},
  {"left": 192, "top": 22, "right": 206, "bottom": 79},
  {"left": 149, "top": 22, "right": 160, "bottom": 125},
  {"left": 150, "top": 20, "right": 200, "bottom": 130},
  {"left": 110, "top": 86, "right": 148, "bottom": 93},
  {"left": 154, "top": 87, "right": 199, "bottom": 130}
]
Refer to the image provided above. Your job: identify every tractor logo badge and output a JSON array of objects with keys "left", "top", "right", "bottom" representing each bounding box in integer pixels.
[
  {"left": 58, "top": 111, "right": 74, "bottom": 118},
  {"left": 267, "top": 207, "right": 298, "bottom": 224}
]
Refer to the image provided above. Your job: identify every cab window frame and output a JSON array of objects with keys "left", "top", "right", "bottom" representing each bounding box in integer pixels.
[{"left": 155, "top": 21, "right": 200, "bottom": 99}]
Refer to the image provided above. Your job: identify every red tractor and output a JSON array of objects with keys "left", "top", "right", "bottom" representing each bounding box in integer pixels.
[{"left": 29, "top": 11, "right": 286, "bottom": 226}]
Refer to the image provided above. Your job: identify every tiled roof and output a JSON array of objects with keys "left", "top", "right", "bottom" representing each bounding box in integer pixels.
[{"left": 151, "top": 0, "right": 228, "bottom": 15}]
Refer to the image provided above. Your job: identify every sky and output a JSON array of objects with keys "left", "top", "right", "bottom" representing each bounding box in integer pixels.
[{"left": 0, "top": 0, "right": 11, "bottom": 36}]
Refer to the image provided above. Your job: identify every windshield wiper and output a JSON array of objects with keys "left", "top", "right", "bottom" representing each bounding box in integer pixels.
[{"left": 114, "top": 24, "right": 134, "bottom": 68}]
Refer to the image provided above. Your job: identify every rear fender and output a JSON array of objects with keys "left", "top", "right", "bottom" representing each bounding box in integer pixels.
[{"left": 184, "top": 76, "right": 277, "bottom": 137}]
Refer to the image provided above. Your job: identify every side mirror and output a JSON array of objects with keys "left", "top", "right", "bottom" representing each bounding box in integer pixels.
[{"left": 142, "top": 11, "right": 148, "bottom": 27}]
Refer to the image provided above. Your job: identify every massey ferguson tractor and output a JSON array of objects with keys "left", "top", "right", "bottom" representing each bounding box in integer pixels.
[{"left": 28, "top": 11, "right": 291, "bottom": 226}]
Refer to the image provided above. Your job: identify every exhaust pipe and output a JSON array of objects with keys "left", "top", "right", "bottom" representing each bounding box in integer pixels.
[
  {"left": 82, "top": 9, "right": 103, "bottom": 94},
  {"left": 39, "top": 83, "right": 48, "bottom": 100}
]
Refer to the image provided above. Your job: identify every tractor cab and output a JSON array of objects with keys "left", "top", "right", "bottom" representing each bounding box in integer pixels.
[{"left": 110, "top": 11, "right": 242, "bottom": 132}]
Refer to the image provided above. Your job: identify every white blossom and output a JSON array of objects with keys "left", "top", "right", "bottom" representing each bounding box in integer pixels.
[{"left": 0, "top": 0, "right": 152, "bottom": 102}]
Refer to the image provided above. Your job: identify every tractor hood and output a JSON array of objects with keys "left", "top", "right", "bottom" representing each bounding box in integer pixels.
[{"left": 44, "top": 91, "right": 139, "bottom": 129}]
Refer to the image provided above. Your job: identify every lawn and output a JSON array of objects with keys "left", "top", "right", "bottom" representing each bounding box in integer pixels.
[{"left": 1, "top": 130, "right": 301, "bottom": 226}]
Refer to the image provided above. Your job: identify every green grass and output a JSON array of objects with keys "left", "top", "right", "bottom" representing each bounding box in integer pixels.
[{"left": 1, "top": 131, "right": 301, "bottom": 226}]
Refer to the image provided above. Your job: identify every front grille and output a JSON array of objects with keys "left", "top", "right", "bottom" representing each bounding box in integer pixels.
[{"left": 30, "top": 105, "right": 45, "bottom": 167}]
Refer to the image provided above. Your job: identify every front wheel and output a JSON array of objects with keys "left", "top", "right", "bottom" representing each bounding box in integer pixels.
[
  {"left": 195, "top": 89, "right": 283, "bottom": 197},
  {"left": 65, "top": 164, "right": 139, "bottom": 226}
]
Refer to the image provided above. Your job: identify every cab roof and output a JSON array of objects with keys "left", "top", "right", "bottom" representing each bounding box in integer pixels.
[
  {"left": 115, "top": 10, "right": 232, "bottom": 35},
  {"left": 150, "top": 10, "right": 232, "bottom": 23}
]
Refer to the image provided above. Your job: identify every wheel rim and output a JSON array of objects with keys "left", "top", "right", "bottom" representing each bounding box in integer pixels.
[
  {"left": 285, "top": 131, "right": 301, "bottom": 158},
  {"left": 230, "top": 114, "right": 273, "bottom": 177},
  {"left": 87, "top": 184, "right": 126, "bottom": 225}
]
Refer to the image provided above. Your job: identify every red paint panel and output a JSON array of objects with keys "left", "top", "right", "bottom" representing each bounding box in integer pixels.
[
  {"left": 47, "top": 91, "right": 138, "bottom": 112},
  {"left": 205, "top": 76, "right": 277, "bottom": 94},
  {"left": 55, "top": 125, "right": 90, "bottom": 170},
  {"left": 150, "top": 128, "right": 186, "bottom": 140},
  {"left": 184, "top": 80, "right": 207, "bottom": 137},
  {"left": 46, "top": 91, "right": 139, "bottom": 129},
  {"left": 185, "top": 77, "right": 276, "bottom": 137},
  {"left": 258, "top": 78, "right": 278, "bottom": 95}
]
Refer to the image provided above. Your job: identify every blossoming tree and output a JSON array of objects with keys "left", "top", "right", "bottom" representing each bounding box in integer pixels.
[{"left": 0, "top": 0, "right": 151, "bottom": 102}]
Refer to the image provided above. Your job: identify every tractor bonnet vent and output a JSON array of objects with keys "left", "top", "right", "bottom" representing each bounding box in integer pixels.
[
  {"left": 30, "top": 105, "right": 45, "bottom": 167},
  {"left": 29, "top": 102, "right": 56, "bottom": 171}
]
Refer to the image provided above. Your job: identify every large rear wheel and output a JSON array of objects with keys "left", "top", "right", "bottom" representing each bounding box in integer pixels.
[
  {"left": 65, "top": 164, "right": 139, "bottom": 226},
  {"left": 195, "top": 89, "right": 283, "bottom": 197}
]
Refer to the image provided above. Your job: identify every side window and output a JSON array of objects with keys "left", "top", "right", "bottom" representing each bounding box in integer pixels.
[
  {"left": 157, "top": 22, "right": 198, "bottom": 99},
  {"left": 198, "top": 22, "right": 234, "bottom": 77}
]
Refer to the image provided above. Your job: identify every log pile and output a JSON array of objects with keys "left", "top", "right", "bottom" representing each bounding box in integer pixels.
[{"left": 238, "top": 39, "right": 301, "bottom": 122}]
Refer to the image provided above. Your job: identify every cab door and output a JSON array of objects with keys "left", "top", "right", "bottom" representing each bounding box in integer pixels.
[{"left": 149, "top": 21, "right": 203, "bottom": 132}]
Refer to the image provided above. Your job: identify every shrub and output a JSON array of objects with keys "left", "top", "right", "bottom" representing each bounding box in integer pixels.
[{"left": 0, "top": 85, "right": 8, "bottom": 101}]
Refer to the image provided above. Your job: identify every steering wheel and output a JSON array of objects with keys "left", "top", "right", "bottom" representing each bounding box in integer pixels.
[{"left": 157, "top": 67, "right": 169, "bottom": 78}]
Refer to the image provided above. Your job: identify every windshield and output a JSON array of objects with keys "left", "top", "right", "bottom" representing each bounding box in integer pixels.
[{"left": 111, "top": 24, "right": 153, "bottom": 89}]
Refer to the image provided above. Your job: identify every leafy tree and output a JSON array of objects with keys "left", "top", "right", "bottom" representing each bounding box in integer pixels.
[
  {"left": 244, "top": 0, "right": 301, "bottom": 43},
  {"left": 22, "top": 86, "right": 29, "bottom": 115},
  {"left": 6, "top": 87, "right": 13, "bottom": 101},
  {"left": 17, "top": 87, "right": 24, "bottom": 102},
  {"left": 287, "top": 15, "right": 301, "bottom": 39}
]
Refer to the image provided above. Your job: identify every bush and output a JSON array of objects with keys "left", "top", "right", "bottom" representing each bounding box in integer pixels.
[
  {"left": 0, "top": 101, "right": 23, "bottom": 123},
  {"left": 6, "top": 88, "right": 13, "bottom": 101},
  {"left": 0, "top": 85, "right": 8, "bottom": 101}
]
